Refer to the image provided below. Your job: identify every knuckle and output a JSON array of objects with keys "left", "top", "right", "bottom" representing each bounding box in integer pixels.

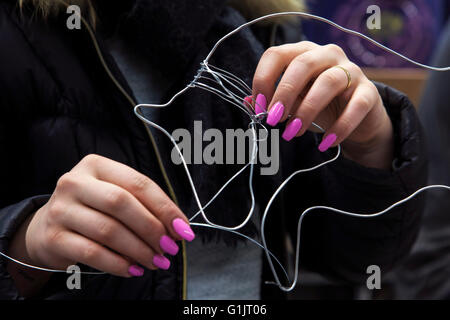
[
  {"left": 104, "top": 188, "right": 128, "bottom": 210},
  {"left": 293, "top": 54, "right": 314, "bottom": 69},
  {"left": 277, "top": 81, "right": 296, "bottom": 94},
  {"left": 130, "top": 173, "right": 152, "bottom": 194},
  {"left": 81, "top": 242, "right": 99, "bottom": 262},
  {"left": 156, "top": 200, "right": 180, "bottom": 220},
  {"left": 262, "top": 46, "right": 280, "bottom": 59},
  {"left": 56, "top": 173, "right": 78, "bottom": 191},
  {"left": 322, "top": 69, "right": 342, "bottom": 86},
  {"left": 346, "top": 62, "right": 361, "bottom": 75},
  {"left": 300, "top": 40, "right": 318, "bottom": 50},
  {"left": 300, "top": 97, "right": 318, "bottom": 115},
  {"left": 252, "top": 74, "right": 271, "bottom": 89},
  {"left": 97, "top": 220, "right": 117, "bottom": 242},
  {"left": 365, "top": 81, "right": 378, "bottom": 93},
  {"left": 325, "top": 44, "right": 345, "bottom": 56},
  {"left": 47, "top": 200, "right": 65, "bottom": 221},
  {"left": 81, "top": 154, "right": 102, "bottom": 167},
  {"left": 46, "top": 228, "right": 64, "bottom": 245},
  {"left": 338, "top": 117, "right": 353, "bottom": 134},
  {"left": 355, "top": 95, "right": 372, "bottom": 112}
]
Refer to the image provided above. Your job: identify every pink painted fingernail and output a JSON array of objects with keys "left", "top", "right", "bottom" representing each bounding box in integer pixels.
[
  {"left": 266, "top": 102, "right": 284, "bottom": 126},
  {"left": 128, "top": 265, "right": 144, "bottom": 277},
  {"left": 318, "top": 133, "right": 337, "bottom": 152},
  {"left": 282, "top": 118, "right": 303, "bottom": 141},
  {"left": 243, "top": 95, "right": 253, "bottom": 107},
  {"left": 172, "top": 218, "right": 195, "bottom": 241},
  {"left": 153, "top": 254, "right": 170, "bottom": 270},
  {"left": 255, "top": 93, "right": 267, "bottom": 114},
  {"left": 160, "top": 235, "right": 179, "bottom": 256}
]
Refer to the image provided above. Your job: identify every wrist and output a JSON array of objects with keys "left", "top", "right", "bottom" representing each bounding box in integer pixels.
[
  {"left": 8, "top": 213, "right": 36, "bottom": 265},
  {"left": 6, "top": 211, "right": 52, "bottom": 297},
  {"left": 342, "top": 112, "right": 394, "bottom": 170}
]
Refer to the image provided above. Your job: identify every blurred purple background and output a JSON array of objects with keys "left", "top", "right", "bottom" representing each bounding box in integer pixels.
[{"left": 301, "top": 0, "right": 448, "bottom": 68}]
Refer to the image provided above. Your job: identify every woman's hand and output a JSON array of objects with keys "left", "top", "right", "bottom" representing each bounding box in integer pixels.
[
  {"left": 9, "top": 155, "right": 195, "bottom": 283},
  {"left": 250, "top": 41, "right": 394, "bottom": 169}
]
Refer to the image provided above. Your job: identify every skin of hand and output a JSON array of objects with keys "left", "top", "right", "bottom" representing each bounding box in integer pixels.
[
  {"left": 249, "top": 41, "right": 394, "bottom": 170},
  {"left": 7, "top": 154, "right": 195, "bottom": 296}
]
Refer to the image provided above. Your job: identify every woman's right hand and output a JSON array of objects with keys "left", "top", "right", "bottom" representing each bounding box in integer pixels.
[{"left": 20, "top": 154, "right": 195, "bottom": 277}]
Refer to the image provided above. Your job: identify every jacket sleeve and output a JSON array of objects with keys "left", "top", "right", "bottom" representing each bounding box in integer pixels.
[
  {"left": 0, "top": 4, "right": 53, "bottom": 299},
  {"left": 284, "top": 82, "right": 427, "bottom": 284},
  {"left": 0, "top": 196, "right": 51, "bottom": 299}
]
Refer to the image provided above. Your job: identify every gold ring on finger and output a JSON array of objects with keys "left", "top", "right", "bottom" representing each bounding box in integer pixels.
[{"left": 335, "top": 65, "right": 352, "bottom": 90}]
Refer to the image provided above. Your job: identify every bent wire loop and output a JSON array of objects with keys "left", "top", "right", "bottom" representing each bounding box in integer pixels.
[{"left": 134, "top": 12, "right": 450, "bottom": 291}]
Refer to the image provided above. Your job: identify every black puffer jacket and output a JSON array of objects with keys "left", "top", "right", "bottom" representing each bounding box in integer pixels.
[{"left": 0, "top": 0, "right": 427, "bottom": 300}]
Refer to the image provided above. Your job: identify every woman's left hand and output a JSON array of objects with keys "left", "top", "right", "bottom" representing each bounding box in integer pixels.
[{"left": 250, "top": 41, "right": 394, "bottom": 170}]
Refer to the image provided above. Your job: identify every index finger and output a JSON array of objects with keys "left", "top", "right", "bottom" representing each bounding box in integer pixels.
[
  {"left": 252, "top": 42, "right": 319, "bottom": 109},
  {"left": 74, "top": 155, "right": 195, "bottom": 242}
]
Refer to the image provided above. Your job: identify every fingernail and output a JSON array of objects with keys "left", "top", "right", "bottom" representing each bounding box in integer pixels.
[
  {"left": 153, "top": 254, "right": 171, "bottom": 270},
  {"left": 318, "top": 133, "right": 337, "bottom": 152},
  {"left": 172, "top": 218, "right": 195, "bottom": 241},
  {"left": 160, "top": 235, "right": 179, "bottom": 256},
  {"left": 255, "top": 93, "right": 267, "bottom": 114},
  {"left": 282, "top": 118, "right": 303, "bottom": 141},
  {"left": 243, "top": 95, "right": 253, "bottom": 108},
  {"left": 128, "top": 265, "right": 144, "bottom": 277},
  {"left": 266, "top": 102, "right": 284, "bottom": 126}
]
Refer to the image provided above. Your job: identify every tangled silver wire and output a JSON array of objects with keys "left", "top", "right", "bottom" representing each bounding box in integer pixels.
[{"left": 133, "top": 55, "right": 341, "bottom": 290}]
